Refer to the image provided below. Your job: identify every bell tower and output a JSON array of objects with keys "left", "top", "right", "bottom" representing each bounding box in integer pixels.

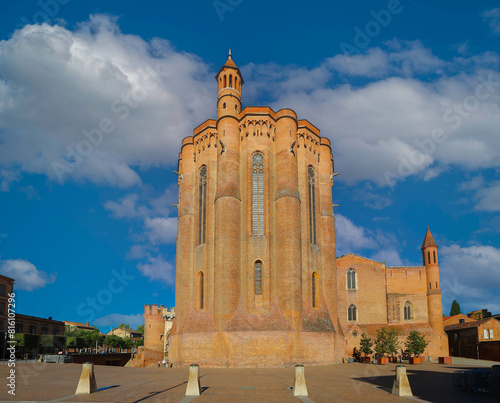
[
  {"left": 215, "top": 50, "right": 243, "bottom": 118},
  {"left": 421, "top": 226, "right": 448, "bottom": 356}
]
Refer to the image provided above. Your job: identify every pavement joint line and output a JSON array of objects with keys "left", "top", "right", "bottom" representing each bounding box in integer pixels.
[{"left": 178, "top": 396, "right": 198, "bottom": 403}]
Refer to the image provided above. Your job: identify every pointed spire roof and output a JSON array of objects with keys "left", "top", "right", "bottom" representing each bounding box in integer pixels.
[
  {"left": 224, "top": 49, "right": 237, "bottom": 68},
  {"left": 215, "top": 50, "right": 244, "bottom": 83},
  {"left": 421, "top": 226, "right": 438, "bottom": 250}
]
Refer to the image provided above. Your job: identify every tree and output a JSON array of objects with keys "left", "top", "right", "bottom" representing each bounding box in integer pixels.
[
  {"left": 374, "top": 327, "right": 399, "bottom": 357},
  {"left": 404, "top": 331, "right": 429, "bottom": 357},
  {"left": 117, "top": 323, "right": 130, "bottom": 330},
  {"left": 450, "top": 300, "right": 462, "bottom": 316},
  {"left": 104, "top": 335, "right": 123, "bottom": 348},
  {"left": 136, "top": 325, "right": 144, "bottom": 334},
  {"left": 359, "top": 333, "right": 373, "bottom": 357}
]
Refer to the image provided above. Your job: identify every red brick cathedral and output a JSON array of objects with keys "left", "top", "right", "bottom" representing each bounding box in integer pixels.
[{"left": 166, "top": 53, "right": 449, "bottom": 367}]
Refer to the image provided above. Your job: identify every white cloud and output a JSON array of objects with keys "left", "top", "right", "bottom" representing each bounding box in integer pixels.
[
  {"left": 440, "top": 244, "right": 500, "bottom": 314},
  {"left": 137, "top": 255, "right": 175, "bottom": 284},
  {"left": 473, "top": 181, "right": 500, "bottom": 212},
  {"left": 483, "top": 8, "right": 500, "bottom": 34},
  {"left": 0, "top": 170, "right": 20, "bottom": 192},
  {"left": 0, "top": 16, "right": 214, "bottom": 187},
  {"left": 0, "top": 259, "right": 56, "bottom": 291},
  {"left": 94, "top": 313, "right": 143, "bottom": 329},
  {"left": 105, "top": 194, "right": 148, "bottom": 218},
  {"left": 335, "top": 214, "right": 378, "bottom": 254},
  {"left": 144, "top": 217, "right": 177, "bottom": 245},
  {"left": 1, "top": 18, "right": 500, "bottom": 191}
]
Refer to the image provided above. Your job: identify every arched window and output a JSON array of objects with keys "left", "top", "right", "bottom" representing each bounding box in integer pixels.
[
  {"left": 224, "top": 75, "right": 227, "bottom": 88},
  {"left": 347, "top": 268, "right": 356, "bottom": 290},
  {"left": 312, "top": 272, "right": 319, "bottom": 308},
  {"left": 252, "top": 153, "right": 264, "bottom": 236},
  {"left": 197, "top": 271, "right": 204, "bottom": 310},
  {"left": 229, "top": 74, "right": 232, "bottom": 88},
  {"left": 308, "top": 166, "right": 317, "bottom": 245},
  {"left": 427, "top": 251, "right": 431, "bottom": 264},
  {"left": 433, "top": 251, "right": 436, "bottom": 263},
  {"left": 348, "top": 304, "right": 357, "bottom": 322},
  {"left": 404, "top": 301, "right": 413, "bottom": 320},
  {"left": 255, "top": 261, "right": 262, "bottom": 295},
  {"left": 235, "top": 76, "right": 238, "bottom": 89},
  {"left": 222, "top": 102, "right": 226, "bottom": 109},
  {"left": 198, "top": 166, "right": 207, "bottom": 245}
]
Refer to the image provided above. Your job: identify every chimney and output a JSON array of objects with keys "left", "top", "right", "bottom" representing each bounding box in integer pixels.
[
  {"left": 86, "top": 321, "right": 89, "bottom": 326},
  {"left": 49, "top": 316, "right": 52, "bottom": 320}
]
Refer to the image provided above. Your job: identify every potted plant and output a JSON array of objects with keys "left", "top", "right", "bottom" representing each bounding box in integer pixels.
[
  {"left": 359, "top": 333, "right": 373, "bottom": 363},
  {"left": 374, "top": 327, "right": 399, "bottom": 365},
  {"left": 404, "top": 331, "right": 429, "bottom": 364}
]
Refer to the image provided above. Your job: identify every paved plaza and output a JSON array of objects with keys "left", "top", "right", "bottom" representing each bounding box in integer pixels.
[{"left": 0, "top": 358, "right": 498, "bottom": 402}]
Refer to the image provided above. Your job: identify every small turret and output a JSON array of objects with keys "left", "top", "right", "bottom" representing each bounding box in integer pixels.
[{"left": 215, "top": 50, "right": 244, "bottom": 118}]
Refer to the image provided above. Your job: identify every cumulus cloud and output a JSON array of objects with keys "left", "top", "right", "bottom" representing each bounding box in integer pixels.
[
  {"left": 2, "top": 18, "right": 500, "bottom": 191},
  {"left": 0, "top": 259, "right": 56, "bottom": 291},
  {"left": 94, "top": 313, "right": 143, "bottom": 329},
  {"left": 440, "top": 244, "right": 500, "bottom": 313},
  {"left": 473, "top": 181, "right": 500, "bottom": 212},
  {"left": 137, "top": 255, "right": 175, "bottom": 284},
  {"left": 0, "top": 15, "right": 214, "bottom": 187},
  {"left": 483, "top": 8, "right": 500, "bottom": 34}
]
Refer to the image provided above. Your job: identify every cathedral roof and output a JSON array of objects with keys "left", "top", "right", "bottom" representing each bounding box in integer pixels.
[
  {"left": 421, "top": 227, "right": 438, "bottom": 250},
  {"left": 215, "top": 50, "right": 244, "bottom": 83}
]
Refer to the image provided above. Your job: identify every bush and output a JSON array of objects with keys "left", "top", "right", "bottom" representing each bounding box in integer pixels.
[
  {"left": 374, "top": 327, "right": 399, "bottom": 357},
  {"left": 359, "top": 333, "right": 373, "bottom": 357},
  {"left": 404, "top": 331, "right": 429, "bottom": 357}
]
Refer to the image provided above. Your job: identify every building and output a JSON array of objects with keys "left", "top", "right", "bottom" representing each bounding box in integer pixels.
[
  {"left": 64, "top": 321, "right": 94, "bottom": 332},
  {"left": 336, "top": 228, "right": 449, "bottom": 359},
  {"left": 443, "top": 313, "right": 476, "bottom": 327},
  {"left": 445, "top": 315, "right": 500, "bottom": 361},
  {"left": 14, "top": 314, "right": 65, "bottom": 336},
  {"left": 131, "top": 305, "right": 175, "bottom": 367},
  {"left": 107, "top": 327, "right": 143, "bottom": 340},
  {"left": 163, "top": 53, "right": 449, "bottom": 368},
  {"left": 0, "top": 274, "right": 14, "bottom": 332}
]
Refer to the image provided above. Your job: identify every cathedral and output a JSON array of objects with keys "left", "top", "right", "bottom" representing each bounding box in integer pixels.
[{"left": 162, "top": 53, "right": 449, "bottom": 367}]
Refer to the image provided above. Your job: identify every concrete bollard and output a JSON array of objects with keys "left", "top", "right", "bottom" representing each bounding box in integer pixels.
[
  {"left": 392, "top": 365, "right": 412, "bottom": 397},
  {"left": 185, "top": 364, "right": 201, "bottom": 396},
  {"left": 75, "top": 362, "right": 97, "bottom": 395},
  {"left": 292, "top": 365, "right": 308, "bottom": 397}
]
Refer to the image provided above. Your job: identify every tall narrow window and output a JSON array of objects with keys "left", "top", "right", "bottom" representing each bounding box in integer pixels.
[
  {"left": 197, "top": 271, "right": 204, "bottom": 310},
  {"left": 229, "top": 74, "right": 232, "bottom": 88},
  {"left": 433, "top": 251, "right": 436, "bottom": 263},
  {"left": 312, "top": 272, "right": 319, "bottom": 308},
  {"left": 308, "top": 166, "right": 317, "bottom": 245},
  {"left": 427, "top": 251, "right": 431, "bottom": 264},
  {"left": 255, "top": 261, "right": 262, "bottom": 295},
  {"left": 404, "top": 301, "right": 413, "bottom": 320},
  {"left": 347, "top": 268, "right": 356, "bottom": 290},
  {"left": 348, "top": 304, "right": 357, "bottom": 321},
  {"left": 224, "top": 75, "right": 227, "bottom": 87},
  {"left": 252, "top": 153, "right": 264, "bottom": 236},
  {"left": 198, "top": 166, "right": 207, "bottom": 244}
]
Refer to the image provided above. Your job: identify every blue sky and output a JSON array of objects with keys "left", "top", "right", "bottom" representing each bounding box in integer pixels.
[{"left": 0, "top": 0, "right": 499, "bottom": 332}]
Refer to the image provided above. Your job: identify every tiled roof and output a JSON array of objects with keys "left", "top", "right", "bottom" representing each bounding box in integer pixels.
[{"left": 421, "top": 227, "right": 438, "bottom": 250}]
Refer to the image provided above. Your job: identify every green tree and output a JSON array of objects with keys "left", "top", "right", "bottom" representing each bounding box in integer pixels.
[
  {"left": 136, "top": 324, "right": 144, "bottom": 334},
  {"left": 135, "top": 339, "right": 144, "bottom": 347},
  {"left": 117, "top": 323, "right": 130, "bottom": 330},
  {"left": 359, "top": 333, "right": 373, "bottom": 357},
  {"left": 450, "top": 300, "right": 462, "bottom": 316},
  {"left": 374, "top": 327, "right": 399, "bottom": 357},
  {"left": 404, "top": 331, "right": 429, "bottom": 357},
  {"left": 104, "top": 335, "right": 123, "bottom": 348}
]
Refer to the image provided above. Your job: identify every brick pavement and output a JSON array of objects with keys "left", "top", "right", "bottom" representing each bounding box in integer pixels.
[{"left": 1, "top": 359, "right": 498, "bottom": 402}]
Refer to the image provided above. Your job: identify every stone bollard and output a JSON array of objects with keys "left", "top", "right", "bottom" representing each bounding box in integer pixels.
[
  {"left": 292, "top": 365, "right": 308, "bottom": 397},
  {"left": 75, "top": 362, "right": 97, "bottom": 395},
  {"left": 185, "top": 364, "right": 201, "bottom": 396},
  {"left": 392, "top": 365, "right": 412, "bottom": 397}
]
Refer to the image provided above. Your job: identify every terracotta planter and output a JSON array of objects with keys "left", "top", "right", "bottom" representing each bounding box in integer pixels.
[
  {"left": 389, "top": 356, "right": 398, "bottom": 363},
  {"left": 378, "top": 357, "right": 389, "bottom": 365},
  {"left": 438, "top": 356, "right": 451, "bottom": 364},
  {"left": 361, "top": 356, "right": 371, "bottom": 363},
  {"left": 409, "top": 357, "right": 420, "bottom": 364}
]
